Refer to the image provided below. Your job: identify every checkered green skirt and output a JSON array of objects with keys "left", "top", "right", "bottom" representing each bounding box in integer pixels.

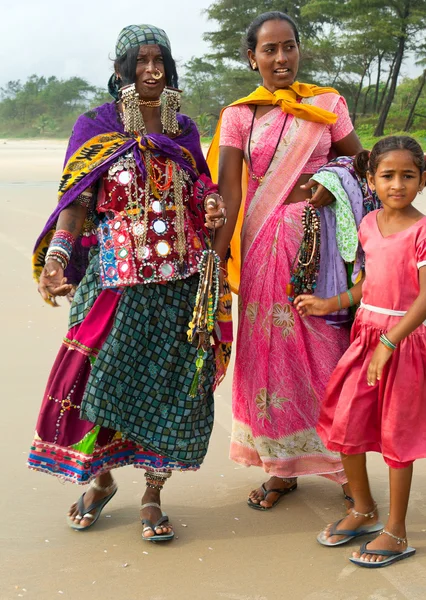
[{"left": 72, "top": 254, "right": 215, "bottom": 466}]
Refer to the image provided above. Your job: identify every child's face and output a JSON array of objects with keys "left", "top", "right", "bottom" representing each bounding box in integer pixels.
[{"left": 367, "top": 150, "right": 426, "bottom": 210}]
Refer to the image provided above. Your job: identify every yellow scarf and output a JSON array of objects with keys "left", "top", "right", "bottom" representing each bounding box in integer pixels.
[
  {"left": 206, "top": 82, "right": 340, "bottom": 292},
  {"left": 228, "top": 82, "right": 339, "bottom": 124}
]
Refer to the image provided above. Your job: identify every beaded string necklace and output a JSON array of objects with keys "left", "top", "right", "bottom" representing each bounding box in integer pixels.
[
  {"left": 287, "top": 203, "right": 321, "bottom": 302},
  {"left": 247, "top": 107, "right": 289, "bottom": 185},
  {"left": 187, "top": 227, "right": 220, "bottom": 397}
]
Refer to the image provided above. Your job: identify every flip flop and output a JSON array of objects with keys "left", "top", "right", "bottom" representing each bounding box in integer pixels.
[
  {"left": 67, "top": 482, "right": 118, "bottom": 531},
  {"left": 141, "top": 502, "right": 174, "bottom": 542},
  {"left": 317, "top": 517, "right": 384, "bottom": 547},
  {"left": 349, "top": 540, "right": 416, "bottom": 568},
  {"left": 247, "top": 481, "right": 297, "bottom": 511}
]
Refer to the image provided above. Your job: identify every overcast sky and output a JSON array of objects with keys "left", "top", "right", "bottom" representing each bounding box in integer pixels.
[
  {"left": 0, "top": 0, "right": 214, "bottom": 89},
  {"left": 0, "top": 0, "right": 421, "bottom": 90}
]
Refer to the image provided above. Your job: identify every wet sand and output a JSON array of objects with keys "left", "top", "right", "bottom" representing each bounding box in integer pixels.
[{"left": 1, "top": 140, "right": 426, "bottom": 600}]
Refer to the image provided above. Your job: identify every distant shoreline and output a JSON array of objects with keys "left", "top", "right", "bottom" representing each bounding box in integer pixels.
[
  {"left": 0, "top": 138, "right": 68, "bottom": 144},
  {"left": 1, "top": 130, "right": 425, "bottom": 152}
]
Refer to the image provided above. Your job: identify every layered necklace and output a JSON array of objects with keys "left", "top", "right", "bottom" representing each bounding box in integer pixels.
[
  {"left": 123, "top": 151, "right": 188, "bottom": 268},
  {"left": 247, "top": 107, "right": 289, "bottom": 185}
]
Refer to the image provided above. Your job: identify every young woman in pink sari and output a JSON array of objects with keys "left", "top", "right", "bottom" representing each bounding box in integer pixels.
[{"left": 209, "top": 12, "right": 363, "bottom": 509}]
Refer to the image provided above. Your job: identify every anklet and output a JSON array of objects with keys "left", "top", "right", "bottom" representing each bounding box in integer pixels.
[
  {"left": 380, "top": 529, "right": 407, "bottom": 545},
  {"left": 90, "top": 479, "right": 117, "bottom": 493},
  {"left": 351, "top": 503, "right": 377, "bottom": 519},
  {"left": 144, "top": 470, "right": 172, "bottom": 491},
  {"left": 141, "top": 502, "right": 162, "bottom": 510},
  {"left": 282, "top": 477, "right": 297, "bottom": 484}
]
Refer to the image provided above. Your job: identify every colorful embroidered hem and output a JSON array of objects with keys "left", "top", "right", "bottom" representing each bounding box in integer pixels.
[{"left": 29, "top": 435, "right": 199, "bottom": 484}]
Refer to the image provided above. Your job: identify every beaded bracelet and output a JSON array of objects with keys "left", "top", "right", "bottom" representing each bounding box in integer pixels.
[
  {"left": 347, "top": 289, "right": 355, "bottom": 307},
  {"left": 45, "top": 248, "right": 70, "bottom": 270},
  {"left": 45, "top": 251, "right": 68, "bottom": 270},
  {"left": 380, "top": 333, "right": 397, "bottom": 351},
  {"left": 45, "top": 229, "right": 76, "bottom": 270}
]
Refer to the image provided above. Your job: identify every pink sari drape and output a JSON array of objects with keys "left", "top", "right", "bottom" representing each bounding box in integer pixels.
[{"left": 231, "top": 96, "right": 349, "bottom": 481}]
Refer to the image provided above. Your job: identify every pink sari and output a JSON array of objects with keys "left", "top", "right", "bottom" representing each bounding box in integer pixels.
[{"left": 231, "top": 96, "right": 349, "bottom": 482}]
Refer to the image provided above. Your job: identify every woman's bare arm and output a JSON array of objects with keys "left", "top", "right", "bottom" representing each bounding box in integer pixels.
[
  {"left": 333, "top": 130, "right": 363, "bottom": 156},
  {"left": 212, "top": 146, "right": 244, "bottom": 260},
  {"left": 55, "top": 202, "right": 88, "bottom": 239}
]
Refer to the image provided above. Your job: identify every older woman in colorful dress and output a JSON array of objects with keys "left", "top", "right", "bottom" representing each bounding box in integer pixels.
[
  {"left": 208, "top": 12, "right": 365, "bottom": 510},
  {"left": 29, "top": 24, "right": 231, "bottom": 542}
]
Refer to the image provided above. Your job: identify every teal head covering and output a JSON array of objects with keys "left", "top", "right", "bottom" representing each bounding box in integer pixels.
[
  {"left": 109, "top": 24, "right": 172, "bottom": 100},
  {"left": 115, "top": 24, "right": 172, "bottom": 58}
]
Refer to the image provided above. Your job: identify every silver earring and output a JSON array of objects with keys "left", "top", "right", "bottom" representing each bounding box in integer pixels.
[
  {"left": 120, "top": 83, "right": 146, "bottom": 135},
  {"left": 161, "top": 87, "right": 181, "bottom": 135}
]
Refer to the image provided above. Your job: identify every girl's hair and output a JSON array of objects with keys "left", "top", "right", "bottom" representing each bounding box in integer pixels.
[
  {"left": 114, "top": 44, "right": 178, "bottom": 89},
  {"left": 243, "top": 11, "right": 300, "bottom": 68},
  {"left": 354, "top": 136, "right": 425, "bottom": 179}
]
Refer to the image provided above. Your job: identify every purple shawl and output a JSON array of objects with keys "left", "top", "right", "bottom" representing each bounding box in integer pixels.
[
  {"left": 314, "top": 156, "right": 380, "bottom": 325},
  {"left": 34, "top": 103, "right": 210, "bottom": 283}
]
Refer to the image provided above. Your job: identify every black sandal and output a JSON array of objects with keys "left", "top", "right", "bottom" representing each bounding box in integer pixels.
[
  {"left": 141, "top": 502, "right": 174, "bottom": 542},
  {"left": 247, "top": 481, "right": 297, "bottom": 511},
  {"left": 67, "top": 480, "right": 117, "bottom": 531}
]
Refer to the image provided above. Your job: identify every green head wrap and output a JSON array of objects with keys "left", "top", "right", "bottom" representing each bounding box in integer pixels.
[
  {"left": 115, "top": 24, "right": 172, "bottom": 58},
  {"left": 108, "top": 24, "right": 172, "bottom": 100}
]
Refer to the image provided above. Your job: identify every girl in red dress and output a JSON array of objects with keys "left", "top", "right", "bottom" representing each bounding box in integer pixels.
[{"left": 294, "top": 136, "right": 426, "bottom": 568}]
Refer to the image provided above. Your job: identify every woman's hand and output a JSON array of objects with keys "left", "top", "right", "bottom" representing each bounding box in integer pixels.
[
  {"left": 300, "top": 181, "right": 335, "bottom": 208},
  {"left": 293, "top": 294, "right": 332, "bottom": 317},
  {"left": 38, "top": 260, "right": 73, "bottom": 306},
  {"left": 205, "top": 194, "right": 227, "bottom": 230},
  {"left": 367, "top": 343, "right": 393, "bottom": 386}
]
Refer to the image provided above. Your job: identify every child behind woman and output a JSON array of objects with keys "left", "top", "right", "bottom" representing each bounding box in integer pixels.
[{"left": 295, "top": 136, "right": 426, "bottom": 568}]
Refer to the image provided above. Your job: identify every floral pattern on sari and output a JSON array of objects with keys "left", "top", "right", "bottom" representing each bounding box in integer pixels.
[
  {"left": 272, "top": 303, "right": 295, "bottom": 339},
  {"left": 255, "top": 388, "right": 289, "bottom": 423},
  {"left": 231, "top": 420, "right": 339, "bottom": 459},
  {"left": 245, "top": 301, "right": 259, "bottom": 335}
]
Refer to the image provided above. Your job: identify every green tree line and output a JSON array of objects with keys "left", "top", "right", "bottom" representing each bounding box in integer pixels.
[
  {"left": 0, "top": 0, "right": 425, "bottom": 144},
  {"left": 182, "top": 0, "right": 426, "bottom": 141},
  {"left": 0, "top": 75, "right": 109, "bottom": 137}
]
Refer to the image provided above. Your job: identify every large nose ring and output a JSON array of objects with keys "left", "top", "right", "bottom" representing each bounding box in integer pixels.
[{"left": 152, "top": 69, "right": 163, "bottom": 80}]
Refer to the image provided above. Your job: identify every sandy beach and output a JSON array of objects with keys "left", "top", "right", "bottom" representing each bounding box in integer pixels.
[{"left": 1, "top": 139, "right": 426, "bottom": 600}]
